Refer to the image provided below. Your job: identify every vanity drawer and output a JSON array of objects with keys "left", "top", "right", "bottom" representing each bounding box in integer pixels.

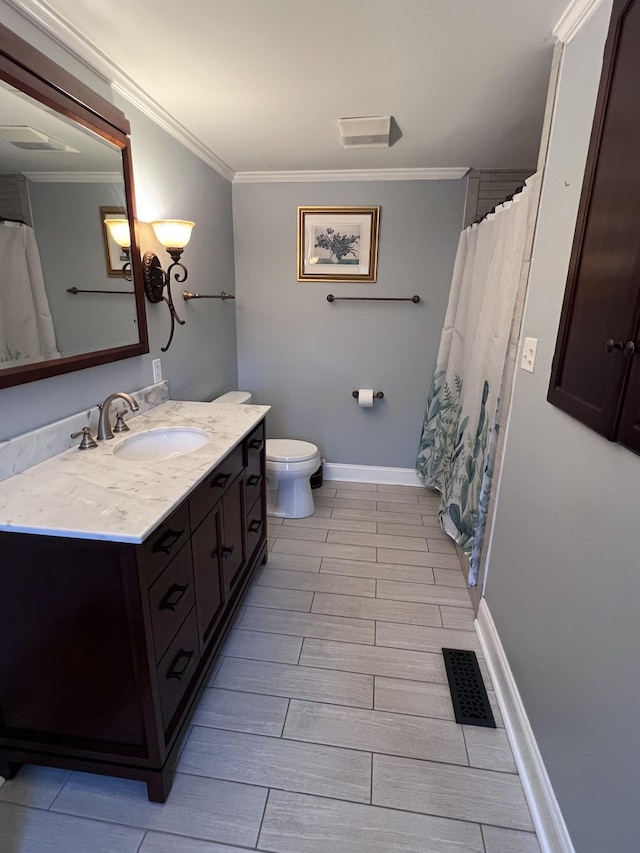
[
  {"left": 246, "top": 493, "right": 264, "bottom": 561},
  {"left": 189, "top": 445, "right": 243, "bottom": 531},
  {"left": 245, "top": 468, "right": 263, "bottom": 509},
  {"left": 148, "top": 542, "right": 195, "bottom": 663},
  {"left": 141, "top": 503, "right": 190, "bottom": 586},
  {"left": 244, "top": 421, "right": 265, "bottom": 469},
  {"left": 157, "top": 607, "right": 200, "bottom": 731}
]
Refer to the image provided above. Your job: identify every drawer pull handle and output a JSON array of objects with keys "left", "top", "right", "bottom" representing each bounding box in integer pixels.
[
  {"left": 248, "top": 519, "right": 261, "bottom": 533},
  {"left": 221, "top": 545, "right": 234, "bottom": 559},
  {"left": 152, "top": 528, "right": 184, "bottom": 555},
  {"left": 248, "top": 438, "right": 264, "bottom": 451},
  {"left": 159, "top": 583, "right": 189, "bottom": 612},
  {"left": 247, "top": 474, "right": 260, "bottom": 487},
  {"left": 166, "top": 649, "right": 194, "bottom": 681},
  {"left": 212, "top": 472, "right": 231, "bottom": 489}
]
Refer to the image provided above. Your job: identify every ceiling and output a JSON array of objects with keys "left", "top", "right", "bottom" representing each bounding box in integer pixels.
[{"left": 16, "top": 0, "right": 570, "bottom": 177}]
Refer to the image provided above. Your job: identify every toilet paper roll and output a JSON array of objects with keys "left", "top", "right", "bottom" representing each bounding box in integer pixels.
[{"left": 357, "top": 388, "right": 374, "bottom": 407}]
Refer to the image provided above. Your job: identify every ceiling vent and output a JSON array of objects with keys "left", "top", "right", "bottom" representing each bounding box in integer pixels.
[
  {"left": 0, "top": 125, "right": 78, "bottom": 152},
  {"left": 338, "top": 116, "right": 391, "bottom": 148}
]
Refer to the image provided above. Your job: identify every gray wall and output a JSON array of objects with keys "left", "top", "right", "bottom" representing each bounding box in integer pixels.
[
  {"left": 484, "top": 3, "right": 640, "bottom": 851},
  {"left": 0, "top": 5, "right": 238, "bottom": 441},
  {"left": 233, "top": 180, "right": 465, "bottom": 468}
]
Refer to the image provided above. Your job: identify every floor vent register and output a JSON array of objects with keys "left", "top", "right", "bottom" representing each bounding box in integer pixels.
[{"left": 442, "top": 648, "right": 496, "bottom": 727}]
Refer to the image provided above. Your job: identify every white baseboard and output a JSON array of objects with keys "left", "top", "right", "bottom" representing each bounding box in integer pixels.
[
  {"left": 475, "top": 599, "right": 575, "bottom": 853},
  {"left": 323, "top": 463, "right": 426, "bottom": 487}
]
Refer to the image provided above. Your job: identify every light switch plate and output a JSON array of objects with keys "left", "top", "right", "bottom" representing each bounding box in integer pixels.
[
  {"left": 521, "top": 337, "right": 538, "bottom": 373},
  {"left": 152, "top": 358, "right": 162, "bottom": 383}
]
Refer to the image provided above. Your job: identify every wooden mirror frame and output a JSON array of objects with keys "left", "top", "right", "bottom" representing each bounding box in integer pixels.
[{"left": 0, "top": 23, "right": 148, "bottom": 389}]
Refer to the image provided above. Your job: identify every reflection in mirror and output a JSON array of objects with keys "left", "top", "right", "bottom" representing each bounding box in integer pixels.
[{"left": 0, "top": 79, "right": 139, "bottom": 370}]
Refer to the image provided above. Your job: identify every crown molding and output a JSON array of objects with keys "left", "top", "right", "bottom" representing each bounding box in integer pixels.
[
  {"left": 553, "top": 0, "right": 604, "bottom": 43},
  {"left": 23, "top": 171, "right": 123, "bottom": 182},
  {"left": 233, "top": 167, "right": 470, "bottom": 183},
  {"left": 3, "top": 0, "right": 235, "bottom": 182}
]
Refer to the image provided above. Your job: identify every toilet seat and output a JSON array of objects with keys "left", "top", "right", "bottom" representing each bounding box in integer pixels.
[{"left": 266, "top": 439, "right": 318, "bottom": 463}]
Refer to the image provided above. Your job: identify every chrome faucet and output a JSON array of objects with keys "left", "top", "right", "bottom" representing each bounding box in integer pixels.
[{"left": 97, "top": 392, "right": 140, "bottom": 440}]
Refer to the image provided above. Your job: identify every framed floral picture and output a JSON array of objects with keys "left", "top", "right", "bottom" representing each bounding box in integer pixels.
[{"left": 297, "top": 206, "right": 380, "bottom": 282}]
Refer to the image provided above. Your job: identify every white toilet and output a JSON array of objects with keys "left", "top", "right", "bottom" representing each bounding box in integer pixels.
[
  {"left": 265, "top": 438, "right": 320, "bottom": 519},
  {"left": 211, "top": 391, "right": 320, "bottom": 519}
]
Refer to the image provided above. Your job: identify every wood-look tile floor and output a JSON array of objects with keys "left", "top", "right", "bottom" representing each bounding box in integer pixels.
[{"left": 0, "top": 482, "right": 542, "bottom": 853}]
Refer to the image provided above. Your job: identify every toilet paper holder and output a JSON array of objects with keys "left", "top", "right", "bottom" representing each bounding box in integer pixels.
[{"left": 352, "top": 390, "right": 384, "bottom": 401}]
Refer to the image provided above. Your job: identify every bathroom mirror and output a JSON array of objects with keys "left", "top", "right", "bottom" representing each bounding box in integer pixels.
[{"left": 0, "top": 23, "right": 148, "bottom": 390}]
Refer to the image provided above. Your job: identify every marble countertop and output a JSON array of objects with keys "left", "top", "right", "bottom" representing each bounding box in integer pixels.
[{"left": 0, "top": 400, "right": 269, "bottom": 544}]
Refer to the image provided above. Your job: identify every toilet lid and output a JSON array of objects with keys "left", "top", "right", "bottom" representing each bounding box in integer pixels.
[{"left": 267, "top": 439, "right": 319, "bottom": 463}]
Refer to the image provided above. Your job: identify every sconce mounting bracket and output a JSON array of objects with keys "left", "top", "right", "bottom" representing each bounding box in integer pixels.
[{"left": 143, "top": 251, "right": 165, "bottom": 303}]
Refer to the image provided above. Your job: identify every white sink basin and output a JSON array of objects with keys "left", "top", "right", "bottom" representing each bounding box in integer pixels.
[{"left": 113, "top": 427, "right": 209, "bottom": 461}]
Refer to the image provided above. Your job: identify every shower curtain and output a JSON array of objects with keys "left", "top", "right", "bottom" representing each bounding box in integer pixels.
[
  {"left": 0, "top": 221, "right": 59, "bottom": 366},
  {"left": 416, "top": 174, "right": 539, "bottom": 585}
]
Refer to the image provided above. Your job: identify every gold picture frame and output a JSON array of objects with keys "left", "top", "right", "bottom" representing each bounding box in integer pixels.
[
  {"left": 100, "top": 205, "right": 128, "bottom": 278},
  {"left": 297, "top": 206, "right": 380, "bottom": 282}
]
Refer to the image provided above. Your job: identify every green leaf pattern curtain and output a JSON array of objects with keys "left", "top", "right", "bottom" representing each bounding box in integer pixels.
[{"left": 416, "top": 179, "right": 535, "bottom": 585}]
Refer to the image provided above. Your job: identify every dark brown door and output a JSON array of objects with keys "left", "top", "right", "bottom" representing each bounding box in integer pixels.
[{"left": 549, "top": 0, "right": 640, "bottom": 440}]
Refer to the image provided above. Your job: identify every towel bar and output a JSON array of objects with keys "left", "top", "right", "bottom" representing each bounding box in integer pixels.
[
  {"left": 327, "top": 294, "right": 420, "bottom": 303},
  {"left": 66, "top": 287, "right": 134, "bottom": 295},
  {"left": 183, "top": 291, "right": 235, "bottom": 300}
]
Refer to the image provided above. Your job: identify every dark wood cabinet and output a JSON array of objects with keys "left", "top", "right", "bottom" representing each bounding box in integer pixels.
[
  {"left": 0, "top": 419, "right": 267, "bottom": 802},
  {"left": 549, "top": 0, "right": 640, "bottom": 454}
]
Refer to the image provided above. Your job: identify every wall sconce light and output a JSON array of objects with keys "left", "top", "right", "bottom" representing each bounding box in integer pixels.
[
  {"left": 104, "top": 218, "right": 132, "bottom": 280},
  {"left": 144, "top": 220, "right": 195, "bottom": 352},
  {"left": 106, "top": 217, "right": 196, "bottom": 353}
]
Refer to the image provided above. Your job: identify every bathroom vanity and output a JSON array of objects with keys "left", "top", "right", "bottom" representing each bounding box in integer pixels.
[{"left": 0, "top": 401, "right": 268, "bottom": 801}]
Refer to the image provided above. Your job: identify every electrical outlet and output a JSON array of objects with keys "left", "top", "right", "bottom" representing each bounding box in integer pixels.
[
  {"left": 152, "top": 358, "right": 162, "bottom": 383},
  {"left": 521, "top": 337, "right": 539, "bottom": 373}
]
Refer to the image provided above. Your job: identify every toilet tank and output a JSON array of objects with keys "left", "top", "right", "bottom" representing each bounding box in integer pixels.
[{"left": 211, "top": 391, "right": 253, "bottom": 404}]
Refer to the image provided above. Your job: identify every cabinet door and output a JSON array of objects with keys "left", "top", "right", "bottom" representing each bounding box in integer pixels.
[
  {"left": 221, "top": 476, "right": 246, "bottom": 595},
  {"left": 548, "top": 0, "right": 640, "bottom": 439},
  {"left": 191, "top": 506, "right": 225, "bottom": 652}
]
